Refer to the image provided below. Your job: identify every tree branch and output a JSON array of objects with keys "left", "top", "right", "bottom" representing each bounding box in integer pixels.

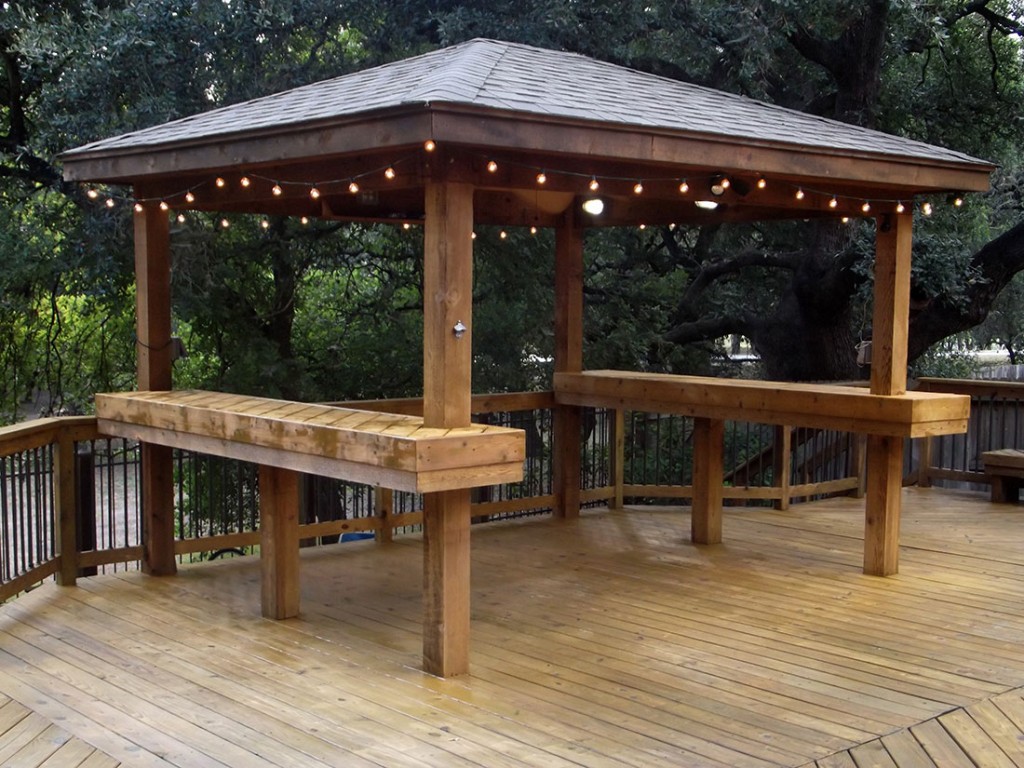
[{"left": 664, "top": 313, "right": 754, "bottom": 346}]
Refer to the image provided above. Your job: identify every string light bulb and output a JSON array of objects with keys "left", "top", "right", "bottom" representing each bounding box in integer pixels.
[
  {"left": 403, "top": 223, "right": 411, "bottom": 230},
  {"left": 953, "top": 195, "right": 964, "bottom": 207},
  {"left": 841, "top": 217, "right": 850, "bottom": 224},
  {"left": 185, "top": 191, "right": 196, "bottom": 203},
  {"left": 795, "top": 188, "right": 805, "bottom": 201},
  {"left": 215, "top": 177, "right": 226, "bottom": 188},
  {"left": 536, "top": 171, "right": 547, "bottom": 185},
  {"left": 499, "top": 230, "right": 508, "bottom": 240},
  {"left": 710, "top": 176, "right": 730, "bottom": 196},
  {"left": 922, "top": 201, "right": 933, "bottom": 216},
  {"left": 159, "top": 201, "right": 169, "bottom": 212},
  {"left": 105, "top": 198, "right": 115, "bottom": 208},
  {"left": 384, "top": 166, "right": 396, "bottom": 180},
  {"left": 861, "top": 201, "right": 871, "bottom": 213},
  {"left": 530, "top": 225, "right": 538, "bottom": 235},
  {"left": 424, "top": 139, "right": 436, "bottom": 152},
  {"left": 756, "top": 177, "right": 767, "bottom": 190},
  {"left": 348, "top": 181, "right": 360, "bottom": 194},
  {"left": 896, "top": 201, "right": 906, "bottom": 213},
  {"left": 86, "top": 189, "right": 99, "bottom": 200},
  {"left": 240, "top": 176, "right": 251, "bottom": 188},
  {"left": 678, "top": 179, "right": 689, "bottom": 194},
  {"left": 220, "top": 218, "right": 230, "bottom": 229},
  {"left": 829, "top": 196, "right": 838, "bottom": 209},
  {"left": 176, "top": 213, "right": 186, "bottom": 224},
  {"left": 272, "top": 184, "right": 283, "bottom": 197},
  {"left": 633, "top": 181, "right": 644, "bottom": 195},
  {"left": 309, "top": 187, "right": 321, "bottom": 200},
  {"left": 471, "top": 232, "right": 477, "bottom": 240},
  {"left": 260, "top": 219, "right": 270, "bottom": 229},
  {"left": 486, "top": 160, "right": 498, "bottom": 173},
  {"left": 300, "top": 216, "right": 310, "bottom": 225},
  {"left": 134, "top": 203, "right": 144, "bottom": 213},
  {"left": 589, "top": 177, "right": 600, "bottom": 192}
]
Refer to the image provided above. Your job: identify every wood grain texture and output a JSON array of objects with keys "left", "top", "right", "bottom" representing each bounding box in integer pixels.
[{"left": 259, "top": 465, "right": 301, "bottom": 620}]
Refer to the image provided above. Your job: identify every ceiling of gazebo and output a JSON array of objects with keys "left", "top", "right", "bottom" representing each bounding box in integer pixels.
[{"left": 61, "top": 39, "right": 995, "bottom": 228}]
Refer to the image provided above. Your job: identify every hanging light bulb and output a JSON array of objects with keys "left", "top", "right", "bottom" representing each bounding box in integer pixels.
[
  {"left": 589, "top": 177, "right": 600, "bottom": 192},
  {"left": 756, "top": 176, "right": 767, "bottom": 190},
  {"left": 348, "top": 180, "right": 360, "bottom": 194},
  {"left": 271, "top": 184, "right": 283, "bottom": 197},
  {"left": 679, "top": 179, "right": 690, "bottom": 194},
  {"left": 896, "top": 201, "right": 906, "bottom": 214},
  {"left": 638, "top": 224, "right": 647, "bottom": 230},
  {"left": 710, "top": 176, "right": 730, "bottom": 196},
  {"left": 384, "top": 166, "right": 396, "bottom": 180},
  {"left": 300, "top": 216, "right": 310, "bottom": 225},
  {"left": 424, "top": 139, "right": 436, "bottom": 152},
  {"left": 105, "top": 198, "right": 116, "bottom": 208},
  {"left": 215, "top": 177, "right": 226, "bottom": 188},
  {"left": 86, "top": 188, "right": 99, "bottom": 200},
  {"left": 829, "top": 196, "right": 838, "bottom": 209},
  {"left": 309, "top": 186, "right": 321, "bottom": 200},
  {"left": 133, "top": 203, "right": 144, "bottom": 213},
  {"left": 471, "top": 232, "right": 477, "bottom": 240},
  {"left": 953, "top": 195, "right": 964, "bottom": 207},
  {"left": 159, "top": 201, "right": 169, "bottom": 212},
  {"left": 530, "top": 226, "right": 538, "bottom": 235},
  {"left": 185, "top": 191, "right": 196, "bottom": 203},
  {"left": 841, "top": 217, "right": 850, "bottom": 224},
  {"left": 260, "top": 219, "right": 270, "bottom": 229},
  {"left": 861, "top": 201, "right": 871, "bottom": 213},
  {"left": 499, "top": 230, "right": 508, "bottom": 240},
  {"left": 633, "top": 181, "right": 644, "bottom": 195},
  {"left": 486, "top": 160, "right": 498, "bottom": 173},
  {"left": 240, "top": 176, "right": 251, "bottom": 188},
  {"left": 176, "top": 213, "right": 186, "bottom": 224},
  {"left": 795, "top": 188, "right": 805, "bottom": 200},
  {"left": 220, "top": 218, "right": 230, "bottom": 228},
  {"left": 403, "top": 222, "right": 411, "bottom": 230},
  {"left": 536, "top": 171, "right": 547, "bottom": 185},
  {"left": 922, "top": 201, "right": 933, "bottom": 216}
]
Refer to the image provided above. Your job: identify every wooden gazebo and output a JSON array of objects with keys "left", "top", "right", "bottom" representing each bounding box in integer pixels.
[{"left": 61, "top": 39, "right": 993, "bottom": 678}]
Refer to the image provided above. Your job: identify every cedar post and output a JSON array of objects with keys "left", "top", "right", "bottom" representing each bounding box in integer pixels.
[
  {"left": 553, "top": 209, "right": 584, "bottom": 518},
  {"left": 773, "top": 425, "right": 792, "bottom": 511},
  {"left": 259, "top": 465, "right": 300, "bottom": 619},
  {"left": 864, "top": 212, "right": 912, "bottom": 576},
  {"left": 134, "top": 204, "right": 177, "bottom": 576},
  {"left": 422, "top": 178, "right": 474, "bottom": 677},
  {"left": 53, "top": 434, "right": 78, "bottom": 586},
  {"left": 691, "top": 417, "right": 724, "bottom": 544},
  {"left": 610, "top": 409, "right": 625, "bottom": 510}
]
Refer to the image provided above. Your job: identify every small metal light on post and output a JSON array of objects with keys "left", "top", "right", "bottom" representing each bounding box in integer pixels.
[{"left": 453, "top": 321, "right": 467, "bottom": 339}]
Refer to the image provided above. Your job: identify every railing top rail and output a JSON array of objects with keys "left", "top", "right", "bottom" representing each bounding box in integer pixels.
[
  {"left": 916, "top": 377, "right": 1024, "bottom": 400},
  {"left": 0, "top": 415, "right": 99, "bottom": 458},
  {"left": 327, "top": 390, "right": 556, "bottom": 416}
]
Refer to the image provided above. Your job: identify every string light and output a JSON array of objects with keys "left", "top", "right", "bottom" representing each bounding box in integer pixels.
[
  {"left": 487, "top": 160, "right": 498, "bottom": 173},
  {"left": 424, "top": 139, "right": 436, "bottom": 152},
  {"left": 176, "top": 213, "right": 186, "bottom": 224},
  {"left": 159, "top": 201, "right": 169, "bottom": 212},
  {"left": 403, "top": 223, "right": 411, "bottom": 230},
  {"left": 185, "top": 191, "right": 196, "bottom": 203},
  {"left": 240, "top": 176, "right": 251, "bottom": 188},
  {"left": 861, "top": 201, "right": 871, "bottom": 213},
  {"left": 536, "top": 171, "right": 547, "bottom": 185},
  {"left": 589, "top": 177, "right": 600, "bottom": 191},
  {"left": 348, "top": 181, "right": 360, "bottom": 194},
  {"left": 300, "top": 216, "right": 310, "bottom": 225},
  {"left": 953, "top": 195, "right": 964, "bottom": 207},
  {"left": 471, "top": 232, "right": 477, "bottom": 240},
  {"left": 309, "top": 187, "right": 321, "bottom": 200},
  {"left": 215, "top": 177, "right": 226, "bottom": 188},
  {"left": 499, "top": 230, "right": 508, "bottom": 239},
  {"left": 86, "top": 189, "right": 99, "bottom": 200},
  {"left": 633, "top": 181, "right": 644, "bottom": 195},
  {"left": 829, "top": 196, "right": 838, "bottom": 209},
  {"left": 756, "top": 176, "right": 767, "bottom": 190},
  {"left": 384, "top": 166, "right": 396, "bottom": 180},
  {"left": 105, "top": 198, "right": 115, "bottom": 208},
  {"left": 220, "top": 218, "right": 230, "bottom": 228},
  {"left": 678, "top": 180, "right": 689, "bottom": 194},
  {"left": 530, "top": 226, "right": 538, "bottom": 235},
  {"left": 841, "top": 217, "right": 850, "bottom": 224},
  {"left": 921, "top": 202, "right": 933, "bottom": 216},
  {"left": 638, "top": 224, "right": 647, "bottom": 230},
  {"left": 272, "top": 184, "right": 283, "bottom": 196},
  {"left": 795, "top": 189, "right": 805, "bottom": 200},
  {"left": 260, "top": 219, "right": 270, "bottom": 229},
  {"left": 896, "top": 201, "right": 906, "bottom": 214},
  {"left": 134, "top": 203, "right": 144, "bottom": 213}
]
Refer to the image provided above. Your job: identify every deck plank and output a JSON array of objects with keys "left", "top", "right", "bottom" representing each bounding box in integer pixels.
[{"left": 4, "top": 488, "right": 1024, "bottom": 767}]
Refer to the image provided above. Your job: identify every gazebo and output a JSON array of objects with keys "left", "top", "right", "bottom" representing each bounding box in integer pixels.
[{"left": 61, "top": 39, "right": 993, "bottom": 678}]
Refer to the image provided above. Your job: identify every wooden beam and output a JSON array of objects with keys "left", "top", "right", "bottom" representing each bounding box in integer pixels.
[
  {"left": 134, "top": 204, "right": 176, "bottom": 577},
  {"left": 259, "top": 465, "right": 300, "bottom": 620},
  {"left": 864, "top": 212, "right": 913, "bottom": 576},
  {"left": 691, "top": 417, "right": 724, "bottom": 545},
  {"left": 421, "top": 179, "right": 474, "bottom": 677},
  {"left": 53, "top": 434, "right": 78, "bottom": 586},
  {"left": 552, "top": 207, "right": 584, "bottom": 519}
]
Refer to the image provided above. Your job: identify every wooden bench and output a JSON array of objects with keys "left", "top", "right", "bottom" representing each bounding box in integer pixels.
[{"left": 982, "top": 449, "right": 1024, "bottom": 503}]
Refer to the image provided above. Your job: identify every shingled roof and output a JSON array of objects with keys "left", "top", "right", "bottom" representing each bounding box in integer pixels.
[{"left": 66, "top": 38, "right": 984, "bottom": 168}]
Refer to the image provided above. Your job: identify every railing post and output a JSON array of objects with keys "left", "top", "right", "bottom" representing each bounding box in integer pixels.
[
  {"left": 76, "top": 443, "right": 97, "bottom": 577},
  {"left": 773, "top": 425, "right": 792, "bottom": 511},
  {"left": 375, "top": 487, "right": 394, "bottom": 543},
  {"left": 851, "top": 434, "right": 868, "bottom": 499},
  {"left": 917, "top": 436, "right": 933, "bottom": 488},
  {"left": 609, "top": 409, "right": 625, "bottom": 510},
  {"left": 691, "top": 417, "right": 724, "bottom": 545},
  {"left": 53, "top": 434, "right": 78, "bottom": 586}
]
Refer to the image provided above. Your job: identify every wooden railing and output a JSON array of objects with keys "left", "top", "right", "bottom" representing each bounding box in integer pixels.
[
  {"left": 914, "top": 378, "right": 1024, "bottom": 488},
  {"left": 9, "top": 382, "right": 984, "bottom": 602}
]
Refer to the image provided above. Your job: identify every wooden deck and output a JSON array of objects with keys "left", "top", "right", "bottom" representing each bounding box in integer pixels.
[{"left": 3, "top": 487, "right": 1024, "bottom": 767}]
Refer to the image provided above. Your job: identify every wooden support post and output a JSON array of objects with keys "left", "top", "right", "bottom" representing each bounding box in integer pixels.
[
  {"left": 691, "top": 417, "right": 724, "bottom": 544},
  {"left": 375, "top": 487, "right": 394, "bottom": 543},
  {"left": 610, "top": 409, "right": 625, "bottom": 510},
  {"left": 917, "top": 436, "right": 934, "bottom": 488},
  {"left": 553, "top": 209, "right": 584, "bottom": 518},
  {"left": 864, "top": 212, "right": 912, "bottom": 576},
  {"left": 53, "top": 434, "right": 77, "bottom": 586},
  {"left": 422, "top": 179, "right": 474, "bottom": 677},
  {"left": 773, "top": 425, "right": 792, "bottom": 511},
  {"left": 134, "top": 204, "right": 176, "bottom": 576},
  {"left": 259, "top": 464, "right": 300, "bottom": 620},
  {"left": 851, "top": 434, "right": 868, "bottom": 499}
]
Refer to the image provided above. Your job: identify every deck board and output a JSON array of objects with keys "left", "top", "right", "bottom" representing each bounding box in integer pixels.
[{"left": 4, "top": 487, "right": 1024, "bottom": 766}]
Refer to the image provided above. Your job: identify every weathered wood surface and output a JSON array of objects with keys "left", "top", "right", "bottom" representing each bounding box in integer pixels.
[
  {"left": 0, "top": 693, "right": 120, "bottom": 767},
  {"left": 554, "top": 370, "right": 970, "bottom": 437},
  {"left": 3, "top": 488, "right": 1024, "bottom": 767},
  {"left": 95, "top": 390, "right": 525, "bottom": 493}
]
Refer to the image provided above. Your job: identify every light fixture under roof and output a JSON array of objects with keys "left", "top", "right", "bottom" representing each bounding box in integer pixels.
[
  {"left": 582, "top": 197, "right": 605, "bottom": 216},
  {"left": 694, "top": 200, "right": 719, "bottom": 210}
]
